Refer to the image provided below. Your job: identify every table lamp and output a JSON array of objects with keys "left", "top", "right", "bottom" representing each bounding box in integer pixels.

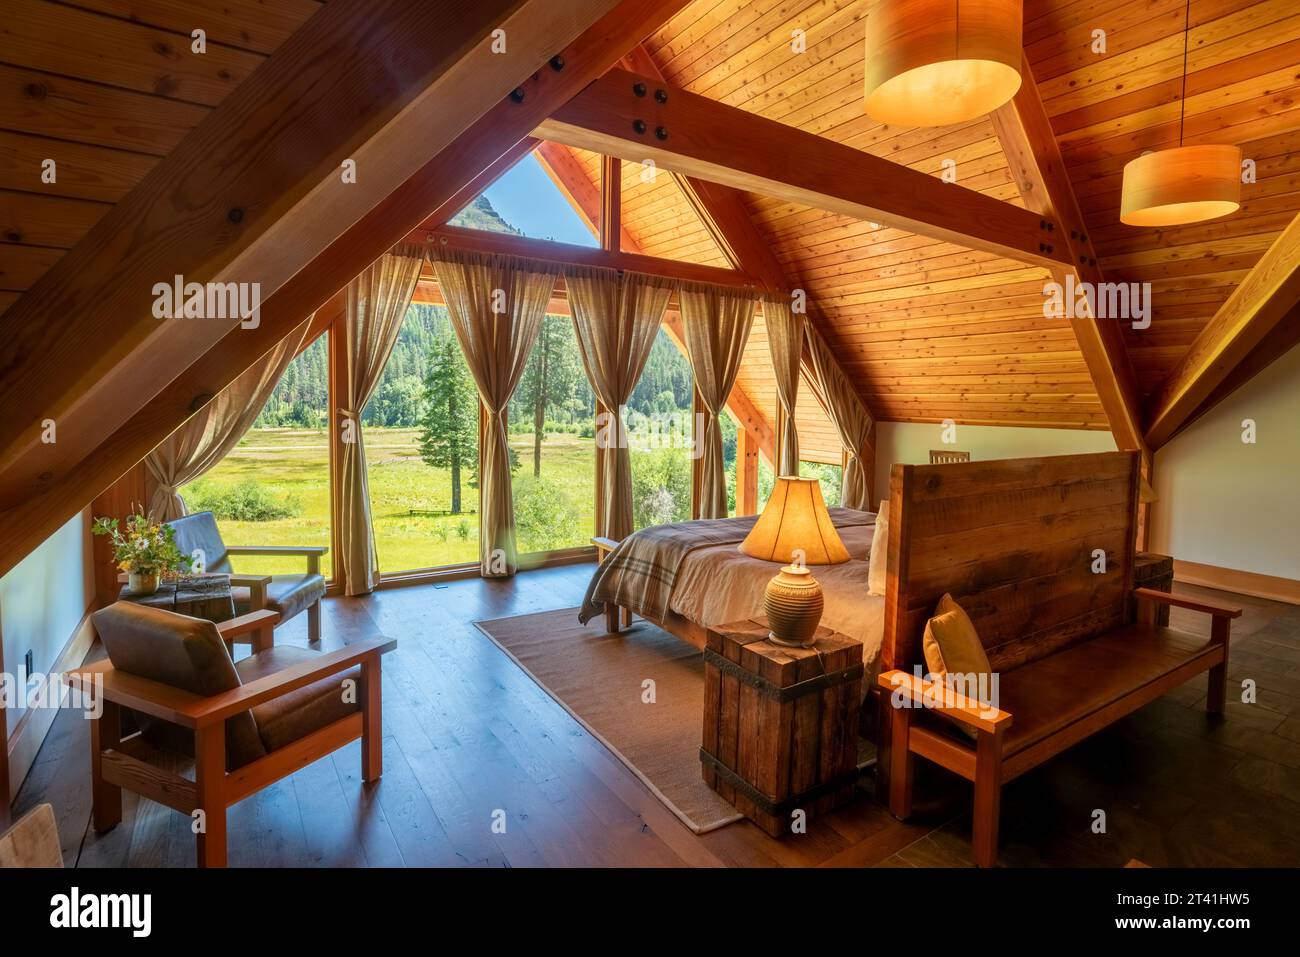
[{"left": 739, "top": 476, "right": 850, "bottom": 647}]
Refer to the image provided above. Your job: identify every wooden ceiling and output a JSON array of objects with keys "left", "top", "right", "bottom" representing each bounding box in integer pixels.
[
  {"left": 2, "top": 0, "right": 1297, "bottom": 434},
  {"left": 1027, "top": 0, "right": 1300, "bottom": 398},
  {"left": 0, "top": 0, "right": 325, "bottom": 311}
]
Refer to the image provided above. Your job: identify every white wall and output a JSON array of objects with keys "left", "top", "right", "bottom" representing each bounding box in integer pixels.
[
  {"left": 1150, "top": 342, "right": 1300, "bottom": 580},
  {"left": 1, "top": 510, "right": 94, "bottom": 731},
  {"left": 873, "top": 421, "right": 1117, "bottom": 507}
]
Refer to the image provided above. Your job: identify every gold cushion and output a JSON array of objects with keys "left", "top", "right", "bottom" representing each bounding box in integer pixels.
[
  {"left": 922, "top": 595, "right": 992, "bottom": 740},
  {"left": 923, "top": 595, "right": 992, "bottom": 684}
]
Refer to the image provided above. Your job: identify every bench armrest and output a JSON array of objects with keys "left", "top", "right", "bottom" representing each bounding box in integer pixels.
[
  {"left": 215, "top": 609, "right": 280, "bottom": 641},
  {"left": 1133, "top": 587, "right": 1242, "bottom": 620},
  {"left": 226, "top": 545, "right": 327, "bottom": 576},
  {"left": 66, "top": 636, "right": 396, "bottom": 729},
  {"left": 878, "top": 669, "right": 1013, "bottom": 735}
]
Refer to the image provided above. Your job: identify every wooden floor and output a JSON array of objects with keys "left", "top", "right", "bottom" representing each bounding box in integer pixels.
[{"left": 14, "top": 563, "right": 1300, "bottom": 867}]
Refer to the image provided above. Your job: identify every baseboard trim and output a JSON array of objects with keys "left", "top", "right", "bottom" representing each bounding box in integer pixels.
[
  {"left": 1174, "top": 560, "right": 1300, "bottom": 606},
  {"left": 6, "top": 605, "right": 98, "bottom": 802}
]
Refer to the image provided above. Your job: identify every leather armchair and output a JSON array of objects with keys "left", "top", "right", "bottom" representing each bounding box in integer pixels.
[
  {"left": 73, "top": 602, "right": 394, "bottom": 867},
  {"left": 167, "top": 511, "right": 328, "bottom": 642}
]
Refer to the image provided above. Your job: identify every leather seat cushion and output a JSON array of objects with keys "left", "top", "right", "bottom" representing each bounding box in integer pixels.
[
  {"left": 233, "top": 574, "right": 326, "bottom": 623},
  {"left": 235, "top": 645, "right": 361, "bottom": 753},
  {"left": 91, "top": 602, "right": 265, "bottom": 770}
]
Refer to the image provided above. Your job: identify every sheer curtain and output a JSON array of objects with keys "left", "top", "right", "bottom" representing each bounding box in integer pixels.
[
  {"left": 763, "top": 294, "right": 805, "bottom": 475},
  {"left": 679, "top": 281, "right": 757, "bottom": 519},
  {"left": 336, "top": 244, "right": 425, "bottom": 595},
  {"left": 805, "top": 325, "right": 875, "bottom": 509},
  {"left": 431, "top": 248, "right": 559, "bottom": 577},
  {"left": 146, "top": 317, "right": 312, "bottom": 521},
  {"left": 566, "top": 267, "right": 675, "bottom": 540}
]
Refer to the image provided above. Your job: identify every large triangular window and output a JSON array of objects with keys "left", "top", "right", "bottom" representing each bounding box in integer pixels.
[{"left": 448, "top": 150, "right": 598, "bottom": 247}]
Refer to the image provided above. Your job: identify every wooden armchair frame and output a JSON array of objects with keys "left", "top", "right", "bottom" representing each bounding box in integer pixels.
[
  {"left": 224, "top": 545, "right": 329, "bottom": 641},
  {"left": 67, "top": 621, "right": 395, "bottom": 868}
]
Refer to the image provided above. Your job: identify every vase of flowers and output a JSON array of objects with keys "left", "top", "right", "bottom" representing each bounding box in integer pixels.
[{"left": 92, "top": 511, "right": 192, "bottom": 597}]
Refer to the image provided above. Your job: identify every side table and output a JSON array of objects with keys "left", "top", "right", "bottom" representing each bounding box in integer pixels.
[{"left": 701, "top": 617, "right": 863, "bottom": 837}]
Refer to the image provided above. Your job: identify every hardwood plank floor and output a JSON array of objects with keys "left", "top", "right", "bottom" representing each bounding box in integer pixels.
[{"left": 12, "top": 565, "right": 1300, "bottom": 867}]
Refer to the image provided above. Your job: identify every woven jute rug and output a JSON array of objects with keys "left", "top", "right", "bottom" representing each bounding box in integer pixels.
[{"left": 474, "top": 609, "right": 743, "bottom": 833}]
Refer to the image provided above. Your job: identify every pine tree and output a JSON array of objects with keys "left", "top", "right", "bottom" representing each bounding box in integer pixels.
[
  {"left": 419, "top": 337, "right": 478, "bottom": 514},
  {"left": 515, "top": 315, "right": 583, "bottom": 476}
]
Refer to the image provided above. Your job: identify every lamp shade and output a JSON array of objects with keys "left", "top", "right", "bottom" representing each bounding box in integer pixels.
[
  {"left": 1120, "top": 145, "right": 1242, "bottom": 227},
  {"left": 739, "top": 476, "right": 850, "bottom": 566},
  {"left": 864, "top": 0, "right": 1023, "bottom": 127}
]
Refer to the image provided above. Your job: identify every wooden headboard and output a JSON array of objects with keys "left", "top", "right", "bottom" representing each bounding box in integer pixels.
[{"left": 882, "top": 451, "right": 1141, "bottom": 674}]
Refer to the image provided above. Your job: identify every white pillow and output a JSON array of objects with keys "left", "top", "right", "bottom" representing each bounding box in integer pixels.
[{"left": 867, "top": 500, "right": 890, "bottom": 596}]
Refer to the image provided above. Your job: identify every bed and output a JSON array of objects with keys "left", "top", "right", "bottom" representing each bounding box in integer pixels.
[{"left": 579, "top": 508, "right": 886, "bottom": 681}]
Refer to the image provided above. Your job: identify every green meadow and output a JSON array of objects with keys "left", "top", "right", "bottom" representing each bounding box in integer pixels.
[{"left": 182, "top": 426, "right": 599, "bottom": 577}]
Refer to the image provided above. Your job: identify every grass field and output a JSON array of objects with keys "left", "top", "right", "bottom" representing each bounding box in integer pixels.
[{"left": 182, "top": 427, "right": 598, "bottom": 577}]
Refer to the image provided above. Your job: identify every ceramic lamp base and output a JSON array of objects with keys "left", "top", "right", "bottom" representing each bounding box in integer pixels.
[{"left": 763, "top": 565, "right": 824, "bottom": 648}]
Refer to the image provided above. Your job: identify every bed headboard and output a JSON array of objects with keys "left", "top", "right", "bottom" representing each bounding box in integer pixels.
[{"left": 882, "top": 451, "right": 1141, "bottom": 674}]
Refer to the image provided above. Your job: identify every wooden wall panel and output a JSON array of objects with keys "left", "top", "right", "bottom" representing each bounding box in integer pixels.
[{"left": 882, "top": 451, "right": 1140, "bottom": 675}]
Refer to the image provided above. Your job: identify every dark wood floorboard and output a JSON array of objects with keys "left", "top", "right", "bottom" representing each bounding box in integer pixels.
[{"left": 12, "top": 565, "right": 1300, "bottom": 867}]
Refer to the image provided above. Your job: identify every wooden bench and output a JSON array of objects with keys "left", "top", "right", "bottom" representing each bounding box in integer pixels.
[{"left": 873, "top": 451, "right": 1242, "bottom": 867}]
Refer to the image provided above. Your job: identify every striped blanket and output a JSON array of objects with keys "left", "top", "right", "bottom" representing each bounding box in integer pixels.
[{"left": 578, "top": 508, "right": 871, "bottom": 626}]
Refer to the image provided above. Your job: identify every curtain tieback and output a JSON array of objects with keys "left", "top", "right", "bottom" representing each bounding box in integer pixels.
[{"left": 337, "top": 408, "right": 361, "bottom": 418}]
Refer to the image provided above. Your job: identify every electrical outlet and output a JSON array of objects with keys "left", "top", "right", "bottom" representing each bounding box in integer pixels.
[{"left": 24, "top": 649, "right": 34, "bottom": 677}]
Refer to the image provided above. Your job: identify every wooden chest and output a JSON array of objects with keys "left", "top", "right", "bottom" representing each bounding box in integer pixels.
[
  {"left": 1133, "top": 552, "right": 1175, "bottom": 626},
  {"left": 701, "top": 618, "right": 863, "bottom": 838}
]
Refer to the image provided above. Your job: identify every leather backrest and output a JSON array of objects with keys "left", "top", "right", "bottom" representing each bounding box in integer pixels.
[
  {"left": 90, "top": 602, "right": 265, "bottom": 767},
  {"left": 167, "top": 511, "right": 231, "bottom": 574}
]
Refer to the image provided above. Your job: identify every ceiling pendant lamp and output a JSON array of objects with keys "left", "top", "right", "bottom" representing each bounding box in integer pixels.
[
  {"left": 863, "top": 0, "right": 1023, "bottom": 127},
  {"left": 1120, "top": 1, "right": 1241, "bottom": 227}
]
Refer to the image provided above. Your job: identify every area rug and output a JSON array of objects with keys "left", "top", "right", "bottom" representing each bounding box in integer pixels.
[{"left": 474, "top": 608, "right": 743, "bottom": 833}]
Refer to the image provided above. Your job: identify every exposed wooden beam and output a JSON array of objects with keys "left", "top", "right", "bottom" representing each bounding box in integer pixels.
[
  {"left": 1145, "top": 214, "right": 1300, "bottom": 449},
  {"left": 0, "top": 0, "right": 607, "bottom": 504},
  {"left": 537, "top": 69, "right": 1072, "bottom": 271},
  {"left": 0, "top": 0, "right": 695, "bottom": 578},
  {"left": 600, "top": 154, "right": 621, "bottom": 252},
  {"left": 421, "top": 224, "right": 755, "bottom": 289},
  {"left": 614, "top": 45, "right": 873, "bottom": 478},
  {"left": 991, "top": 54, "right": 1149, "bottom": 461}
]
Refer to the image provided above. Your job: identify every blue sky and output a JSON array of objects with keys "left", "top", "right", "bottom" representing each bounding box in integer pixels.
[{"left": 477, "top": 153, "right": 597, "bottom": 247}]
